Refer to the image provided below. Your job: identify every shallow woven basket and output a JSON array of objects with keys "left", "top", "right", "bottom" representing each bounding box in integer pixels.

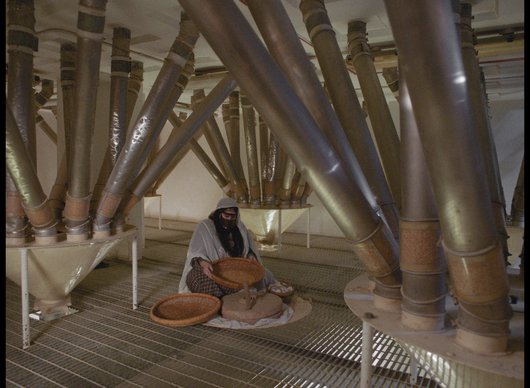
[
  {"left": 150, "top": 293, "right": 221, "bottom": 327},
  {"left": 211, "top": 257, "right": 265, "bottom": 289}
]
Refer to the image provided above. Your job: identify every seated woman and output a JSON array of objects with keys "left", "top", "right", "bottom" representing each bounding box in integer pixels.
[{"left": 178, "top": 197, "right": 294, "bottom": 298}]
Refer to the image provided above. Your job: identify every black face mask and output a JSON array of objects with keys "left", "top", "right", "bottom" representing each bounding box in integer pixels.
[{"left": 221, "top": 218, "right": 237, "bottom": 230}]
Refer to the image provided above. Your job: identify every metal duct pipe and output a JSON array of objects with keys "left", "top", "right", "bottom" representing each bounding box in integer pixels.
[
  {"left": 300, "top": 182, "right": 313, "bottom": 207},
  {"left": 247, "top": 0, "right": 374, "bottom": 214},
  {"left": 60, "top": 42, "right": 76, "bottom": 177},
  {"left": 258, "top": 115, "right": 269, "bottom": 190},
  {"left": 122, "top": 75, "right": 237, "bottom": 215},
  {"left": 6, "top": 103, "right": 57, "bottom": 244},
  {"left": 299, "top": 0, "right": 400, "bottom": 241},
  {"left": 192, "top": 89, "right": 248, "bottom": 205},
  {"left": 399, "top": 67, "right": 447, "bottom": 331},
  {"left": 125, "top": 60, "right": 143, "bottom": 131},
  {"left": 48, "top": 154, "right": 67, "bottom": 222},
  {"left": 279, "top": 157, "right": 297, "bottom": 208},
  {"left": 179, "top": 0, "right": 402, "bottom": 308},
  {"left": 91, "top": 27, "right": 131, "bottom": 215},
  {"left": 63, "top": 0, "right": 108, "bottom": 240},
  {"left": 228, "top": 91, "right": 249, "bottom": 195},
  {"left": 348, "top": 20, "right": 401, "bottom": 210},
  {"left": 262, "top": 132, "right": 280, "bottom": 207},
  {"left": 460, "top": 3, "right": 510, "bottom": 262},
  {"left": 241, "top": 92, "right": 261, "bottom": 208},
  {"left": 382, "top": 67, "right": 399, "bottom": 101},
  {"left": 6, "top": 0, "right": 38, "bottom": 243},
  {"left": 384, "top": 0, "right": 512, "bottom": 353},
  {"left": 509, "top": 156, "right": 524, "bottom": 227},
  {"left": 94, "top": 13, "right": 199, "bottom": 234}
]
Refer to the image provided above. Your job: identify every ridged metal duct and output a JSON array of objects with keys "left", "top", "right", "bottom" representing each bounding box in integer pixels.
[
  {"left": 399, "top": 67, "right": 447, "bottom": 331},
  {"left": 94, "top": 13, "right": 199, "bottom": 234},
  {"left": 241, "top": 92, "right": 261, "bottom": 207},
  {"left": 460, "top": 3, "right": 510, "bottom": 262},
  {"left": 258, "top": 115, "right": 269, "bottom": 201},
  {"left": 179, "top": 0, "right": 402, "bottom": 307},
  {"left": 262, "top": 132, "right": 281, "bottom": 207},
  {"left": 384, "top": 0, "right": 512, "bottom": 353},
  {"left": 63, "top": 0, "right": 108, "bottom": 240},
  {"left": 298, "top": 0, "right": 400, "bottom": 241},
  {"left": 509, "top": 156, "right": 524, "bottom": 227},
  {"left": 59, "top": 42, "right": 76, "bottom": 178},
  {"left": 348, "top": 20, "right": 401, "bottom": 208},
  {"left": 122, "top": 75, "right": 236, "bottom": 215},
  {"left": 125, "top": 60, "right": 143, "bottom": 131},
  {"left": 6, "top": 0, "right": 38, "bottom": 242},
  {"left": 6, "top": 103, "right": 57, "bottom": 244},
  {"left": 279, "top": 158, "right": 296, "bottom": 208}
]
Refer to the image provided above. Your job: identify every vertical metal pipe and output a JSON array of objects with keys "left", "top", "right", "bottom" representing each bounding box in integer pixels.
[
  {"left": 262, "top": 132, "right": 280, "bottom": 207},
  {"left": 193, "top": 89, "right": 248, "bottom": 204},
  {"left": 258, "top": 116, "right": 270, "bottom": 203},
  {"left": 399, "top": 67, "right": 446, "bottom": 331},
  {"left": 6, "top": 0, "right": 38, "bottom": 243},
  {"left": 348, "top": 20, "right": 401, "bottom": 208},
  {"left": 60, "top": 42, "right": 76, "bottom": 178},
  {"left": 48, "top": 154, "right": 67, "bottom": 222},
  {"left": 20, "top": 248, "right": 30, "bottom": 349},
  {"left": 509, "top": 156, "right": 524, "bottom": 227},
  {"left": 299, "top": 0, "right": 400, "bottom": 241},
  {"left": 94, "top": 13, "right": 199, "bottom": 233},
  {"left": 241, "top": 92, "right": 261, "bottom": 207},
  {"left": 122, "top": 76, "right": 237, "bottom": 214},
  {"left": 247, "top": 0, "right": 374, "bottom": 215},
  {"left": 384, "top": 0, "right": 511, "bottom": 353},
  {"left": 92, "top": 27, "right": 131, "bottom": 214},
  {"left": 6, "top": 103, "right": 57, "bottom": 244},
  {"left": 279, "top": 158, "right": 296, "bottom": 208},
  {"left": 228, "top": 91, "right": 249, "bottom": 195},
  {"left": 460, "top": 3, "right": 510, "bottom": 261},
  {"left": 179, "top": 0, "right": 402, "bottom": 307},
  {"left": 64, "top": 0, "right": 107, "bottom": 240}
]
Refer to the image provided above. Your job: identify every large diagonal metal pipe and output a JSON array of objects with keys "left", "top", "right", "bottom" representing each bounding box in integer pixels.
[
  {"left": 122, "top": 75, "right": 237, "bottom": 215},
  {"left": 246, "top": 0, "right": 373, "bottom": 214},
  {"left": 348, "top": 20, "right": 401, "bottom": 208},
  {"left": 460, "top": 3, "right": 509, "bottom": 262},
  {"left": 299, "top": 0, "right": 400, "bottom": 241},
  {"left": 241, "top": 92, "right": 261, "bottom": 207},
  {"left": 192, "top": 89, "right": 248, "bottom": 205},
  {"left": 179, "top": 0, "right": 402, "bottom": 308},
  {"left": 63, "top": 0, "right": 107, "bottom": 241},
  {"left": 384, "top": 0, "right": 512, "bottom": 353},
  {"left": 7, "top": 103, "right": 57, "bottom": 245},
  {"left": 125, "top": 60, "right": 143, "bottom": 131},
  {"left": 94, "top": 13, "right": 199, "bottom": 234},
  {"left": 399, "top": 67, "right": 447, "bottom": 331},
  {"left": 6, "top": 0, "right": 39, "bottom": 243}
]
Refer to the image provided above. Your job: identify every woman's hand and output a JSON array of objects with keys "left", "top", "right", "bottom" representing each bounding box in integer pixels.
[{"left": 199, "top": 259, "right": 213, "bottom": 278}]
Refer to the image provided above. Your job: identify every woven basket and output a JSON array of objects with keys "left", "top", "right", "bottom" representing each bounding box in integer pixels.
[
  {"left": 150, "top": 293, "right": 221, "bottom": 327},
  {"left": 211, "top": 257, "right": 265, "bottom": 289}
]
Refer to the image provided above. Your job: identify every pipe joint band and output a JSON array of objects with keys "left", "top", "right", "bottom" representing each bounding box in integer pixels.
[
  {"left": 96, "top": 190, "right": 122, "bottom": 219},
  {"left": 64, "top": 192, "right": 92, "bottom": 222},
  {"left": 111, "top": 59, "right": 131, "bottom": 74},
  {"left": 7, "top": 29, "right": 38, "bottom": 51},
  {"left": 22, "top": 200, "right": 54, "bottom": 228},
  {"left": 400, "top": 220, "right": 445, "bottom": 272},
  {"left": 77, "top": 12, "right": 105, "bottom": 35}
]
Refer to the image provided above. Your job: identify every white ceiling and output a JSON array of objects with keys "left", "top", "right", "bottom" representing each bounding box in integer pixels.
[{"left": 9, "top": 0, "right": 525, "bottom": 105}]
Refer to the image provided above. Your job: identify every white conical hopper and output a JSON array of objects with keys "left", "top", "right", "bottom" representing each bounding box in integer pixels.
[
  {"left": 239, "top": 206, "right": 311, "bottom": 250},
  {"left": 5, "top": 225, "right": 137, "bottom": 321}
]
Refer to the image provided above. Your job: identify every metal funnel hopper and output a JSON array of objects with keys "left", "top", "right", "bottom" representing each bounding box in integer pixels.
[
  {"left": 5, "top": 226, "right": 137, "bottom": 321},
  {"left": 239, "top": 206, "right": 310, "bottom": 250}
]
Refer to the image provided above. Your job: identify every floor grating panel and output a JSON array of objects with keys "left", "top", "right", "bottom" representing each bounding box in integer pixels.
[{"left": 6, "top": 225, "right": 441, "bottom": 387}]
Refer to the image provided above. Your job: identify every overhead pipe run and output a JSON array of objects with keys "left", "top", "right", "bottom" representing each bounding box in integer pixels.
[
  {"left": 179, "top": 0, "right": 402, "bottom": 309},
  {"left": 460, "top": 3, "right": 510, "bottom": 262},
  {"left": 94, "top": 12, "right": 199, "bottom": 235},
  {"left": 399, "top": 68, "right": 447, "bottom": 331},
  {"left": 122, "top": 75, "right": 237, "bottom": 216},
  {"left": 299, "top": 0, "right": 400, "bottom": 241},
  {"left": 6, "top": 103, "right": 57, "bottom": 245},
  {"left": 348, "top": 20, "right": 401, "bottom": 209},
  {"left": 6, "top": 0, "right": 39, "bottom": 243},
  {"left": 64, "top": 0, "right": 108, "bottom": 241},
  {"left": 384, "top": 0, "right": 512, "bottom": 353}
]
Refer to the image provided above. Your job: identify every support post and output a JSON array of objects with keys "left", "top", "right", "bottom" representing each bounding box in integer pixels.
[
  {"left": 20, "top": 248, "right": 30, "bottom": 349},
  {"left": 361, "top": 320, "right": 374, "bottom": 388},
  {"left": 306, "top": 206, "right": 311, "bottom": 248},
  {"left": 132, "top": 234, "right": 138, "bottom": 310},
  {"left": 278, "top": 208, "right": 282, "bottom": 249}
]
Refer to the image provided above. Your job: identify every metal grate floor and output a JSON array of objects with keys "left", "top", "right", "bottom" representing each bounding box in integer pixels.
[{"left": 6, "top": 225, "right": 441, "bottom": 387}]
